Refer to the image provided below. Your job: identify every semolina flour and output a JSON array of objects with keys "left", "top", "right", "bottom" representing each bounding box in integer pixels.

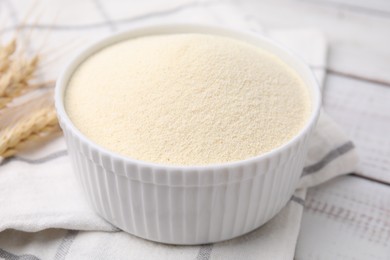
[{"left": 66, "top": 33, "right": 311, "bottom": 165}]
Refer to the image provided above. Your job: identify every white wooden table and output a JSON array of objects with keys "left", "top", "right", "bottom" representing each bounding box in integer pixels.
[
  {"left": 1, "top": 0, "right": 389, "bottom": 259},
  {"left": 236, "top": 0, "right": 390, "bottom": 259}
]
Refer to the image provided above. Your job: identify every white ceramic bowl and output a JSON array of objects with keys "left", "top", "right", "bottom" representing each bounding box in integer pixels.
[{"left": 55, "top": 24, "right": 321, "bottom": 245}]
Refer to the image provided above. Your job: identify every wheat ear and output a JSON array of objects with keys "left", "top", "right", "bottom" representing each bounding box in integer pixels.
[
  {"left": 0, "top": 55, "right": 39, "bottom": 109},
  {"left": 0, "top": 89, "right": 60, "bottom": 158},
  {"left": 0, "top": 39, "right": 16, "bottom": 73}
]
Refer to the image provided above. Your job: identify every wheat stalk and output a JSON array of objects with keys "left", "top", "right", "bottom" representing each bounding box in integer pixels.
[
  {"left": 0, "top": 5, "right": 66, "bottom": 159},
  {"left": 0, "top": 89, "right": 60, "bottom": 159},
  {"left": 0, "top": 80, "right": 54, "bottom": 109},
  {"left": 1, "top": 124, "right": 60, "bottom": 158},
  {"left": 0, "top": 54, "right": 39, "bottom": 109}
]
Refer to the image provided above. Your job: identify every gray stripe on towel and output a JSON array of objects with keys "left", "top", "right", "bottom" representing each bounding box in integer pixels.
[
  {"left": 291, "top": 195, "right": 305, "bottom": 206},
  {"left": 0, "top": 248, "right": 41, "bottom": 260},
  {"left": 54, "top": 230, "right": 79, "bottom": 260},
  {"left": 92, "top": 0, "right": 117, "bottom": 31},
  {"left": 302, "top": 141, "right": 355, "bottom": 176},
  {"left": 196, "top": 244, "right": 214, "bottom": 260}
]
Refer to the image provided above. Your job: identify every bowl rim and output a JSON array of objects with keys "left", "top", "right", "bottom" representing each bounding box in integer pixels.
[{"left": 55, "top": 23, "right": 321, "bottom": 172}]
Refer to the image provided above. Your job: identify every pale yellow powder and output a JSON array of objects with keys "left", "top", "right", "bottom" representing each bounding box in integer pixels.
[{"left": 66, "top": 33, "right": 311, "bottom": 165}]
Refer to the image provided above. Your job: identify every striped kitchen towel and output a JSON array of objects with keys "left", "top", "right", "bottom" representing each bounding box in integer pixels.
[{"left": 0, "top": 1, "right": 358, "bottom": 259}]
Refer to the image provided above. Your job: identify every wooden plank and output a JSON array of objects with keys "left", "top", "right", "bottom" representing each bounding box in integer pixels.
[
  {"left": 323, "top": 74, "right": 390, "bottom": 183},
  {"left": 238, "top": 0, "right": 390, "bottom": 84},
  {"left": 239, "top": 0, "right": 390, "bottom": 182},
  {"left": 296, "top": 175, "right": 390, "bottom": 260}
]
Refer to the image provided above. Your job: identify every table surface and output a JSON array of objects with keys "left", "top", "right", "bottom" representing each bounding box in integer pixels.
[
  {"left": 240, "top": 1, "right": 390, "bottom": 259},
  {"left": 1, "top": 0, "right": 389, "bottom": 259},
  {"left": 238, "top": 1, "right": 390, "bottom": 259}
]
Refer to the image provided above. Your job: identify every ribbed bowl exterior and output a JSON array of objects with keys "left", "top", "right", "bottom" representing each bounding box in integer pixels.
[
  {"left": 55, "top": 24, "right": 321, "bottom": 245},
  {"left": 60, "top": 117, "right": 313, "bottom": 244}
]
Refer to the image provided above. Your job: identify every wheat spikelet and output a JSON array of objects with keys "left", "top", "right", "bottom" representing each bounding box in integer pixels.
[
  {"left": 0, "top": 89, "right": 60, "bottom": 158},
  {"left": 0, "top": 39, "right": 17, "bottom": 73},
  {"left": 1, "top": 123, "right": 61, "bottom": 158},
  {"left": 0, "top": 80, "right": 54, "bottom": 109},
  {"left": 0, "top": 55, "right": 39, "bottom": 109}
]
